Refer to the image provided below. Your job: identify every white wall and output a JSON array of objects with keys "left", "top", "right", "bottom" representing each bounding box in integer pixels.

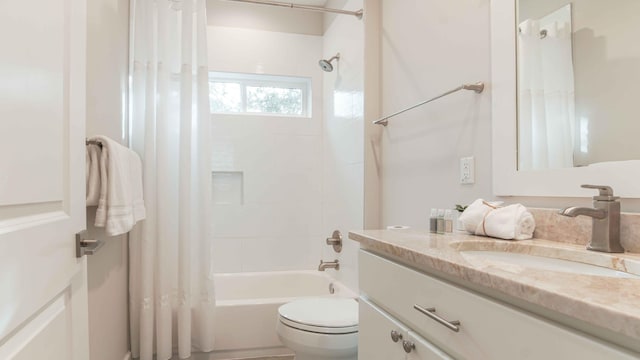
[
  {"left": 375, "top": 0, "right": 640, "bottom": 227},
  {"left": 85, "top": 0, "right": 130, "bottom": 360},
  {"left": 321, "top": 0, "right": 364, "bottom": 292},
  {"left": 207, "top": 26, "right": 325, "bottom": 272},
  {"left": 378, "top": 0, "right": 493, "bottom": 227}
]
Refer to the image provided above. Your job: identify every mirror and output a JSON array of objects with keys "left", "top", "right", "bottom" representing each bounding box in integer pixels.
[
  {"left": 491, "top": 0, "right": 640, "bottom": 198},
  {"left": 517, "top": 1, "right": 640, "bottom": 170}
]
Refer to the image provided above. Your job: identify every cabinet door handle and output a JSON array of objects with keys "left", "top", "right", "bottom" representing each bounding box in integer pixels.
[
  {"left": 402, "top": 340, "right": 415, "bottom": 353},
  {"left": 414, "top": 304, "right": 461, "bottom": 332},
  {"left": 390, "top": 330, "right": 403, "bottom": 342}
]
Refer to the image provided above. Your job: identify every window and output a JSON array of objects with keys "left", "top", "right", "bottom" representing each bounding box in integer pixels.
[{"left": 209, "top": 72, "right": 311, "bottom": 117}]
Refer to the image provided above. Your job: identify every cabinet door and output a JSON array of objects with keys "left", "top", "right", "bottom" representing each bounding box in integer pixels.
[
  {"left": 406, "top": 331, "right": 453, "bottom": 360},
  {"left": 359, "top": 298, "right": 407, "bottom": 360}
]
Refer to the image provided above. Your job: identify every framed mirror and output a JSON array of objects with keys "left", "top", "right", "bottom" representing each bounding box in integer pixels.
[{"left": 491, "top": 0, "right": 640, "bottom": 198}]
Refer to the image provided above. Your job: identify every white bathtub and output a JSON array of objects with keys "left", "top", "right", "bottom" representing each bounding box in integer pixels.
[{"left": 201, "top": 271, "right": 356, "bottom": 360}]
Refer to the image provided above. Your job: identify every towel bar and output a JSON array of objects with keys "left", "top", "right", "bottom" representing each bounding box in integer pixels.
[
  {"left": 86, "top": 139, "right": 103, "bottom": 147},
  {"left": 373, "top": 82, "right": 485, "bottom": 126}
]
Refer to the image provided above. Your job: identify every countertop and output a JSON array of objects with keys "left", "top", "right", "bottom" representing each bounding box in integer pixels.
[{"left": 349, "top": 229, "right": 640, "bottom": 344}]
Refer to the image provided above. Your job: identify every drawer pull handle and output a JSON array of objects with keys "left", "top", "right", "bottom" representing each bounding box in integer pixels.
[
  {"left": 414, "top": 304, "right": 461, "bottom": 332},
  {"left": 390, "top": 330, "right": 403, "bottom": 342},
  {"left": 402, "top": 340, "right": 415, "bottom": 353}
]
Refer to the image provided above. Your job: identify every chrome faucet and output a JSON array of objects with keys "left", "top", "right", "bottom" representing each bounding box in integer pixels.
[
  {"left": 318, "top": 259, "right": 340, "bottom": 271},
  {"left": 559, "top": 185, "right": 624, "bottom": 253}
]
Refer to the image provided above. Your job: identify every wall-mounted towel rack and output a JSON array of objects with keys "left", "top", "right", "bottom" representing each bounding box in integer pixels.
[
  {"left": 86, "top": 139, "right": 103, "bottom": 147},
  {"left": 373, "top": 82, "right": 485, "bottom": 126}
]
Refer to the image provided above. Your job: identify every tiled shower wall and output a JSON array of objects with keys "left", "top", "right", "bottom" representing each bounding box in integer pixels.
[
  {"left": 320, "top": 0, "right": 365, "bottom": 293},
  {"left": 207, "top": 26, "right": 325, "bottom": 272}
]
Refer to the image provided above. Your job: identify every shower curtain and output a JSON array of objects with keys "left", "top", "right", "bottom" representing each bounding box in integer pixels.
[
  {"left": 128, "top": 1, "right": 215, "bottom": 359},
  {"left": 518, "top": 15, "right": 576, "bottom": 170}
]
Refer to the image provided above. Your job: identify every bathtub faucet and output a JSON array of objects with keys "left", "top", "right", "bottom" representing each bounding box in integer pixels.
[{"left": 318, "top": 259, "right": 340, "bottom": 271}]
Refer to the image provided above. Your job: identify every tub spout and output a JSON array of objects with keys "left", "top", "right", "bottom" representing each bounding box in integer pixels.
[{"left": 318, "top": 259, "right": 339, "bottom": 271}]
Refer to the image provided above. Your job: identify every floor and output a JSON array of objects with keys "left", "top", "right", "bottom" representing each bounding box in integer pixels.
[
  {"left": 184, "top": 354, "right": 294, "bottom": 360},
  {"left": 233, "top": 357, "right": 293, "bottom": 360}
]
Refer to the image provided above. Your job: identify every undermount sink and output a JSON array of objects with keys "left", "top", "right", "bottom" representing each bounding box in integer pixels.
[{"left": 452, "top": 240, "right": 640, "bottom": 279}]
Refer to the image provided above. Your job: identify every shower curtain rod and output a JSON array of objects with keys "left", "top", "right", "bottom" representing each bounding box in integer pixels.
[{"left": 226, "top": 0, "right": 364, "bottom": 19}]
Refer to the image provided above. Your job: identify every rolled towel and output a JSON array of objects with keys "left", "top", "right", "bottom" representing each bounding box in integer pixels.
[
  {"left": 459, "top": 199, "right": 535, "bottom": 240},
  {"left": 458, "top": 199, "right": 503, "bottom": 233}
]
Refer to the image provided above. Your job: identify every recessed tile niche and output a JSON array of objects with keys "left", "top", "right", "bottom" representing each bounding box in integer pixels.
[{"left": 212, "top": 171, "right": 244, "bottom": 205}]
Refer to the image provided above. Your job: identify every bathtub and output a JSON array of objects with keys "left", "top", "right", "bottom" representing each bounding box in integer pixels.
[{"left": 201, "top": 271, "right": 356, "bottom": 360}]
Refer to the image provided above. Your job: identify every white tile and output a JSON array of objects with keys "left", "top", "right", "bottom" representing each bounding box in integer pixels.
[
  {"left": 212, "top": 171, "right": 243, "bottom": 205},
  {"left": 241, "top": 236, "right": 317, "bottom": 272},
  {"left": 211, "top": 203, "right": 262, "bottom": 238},
  {"left": 211, "top": 237, "right": 243, "bottom": 273}
]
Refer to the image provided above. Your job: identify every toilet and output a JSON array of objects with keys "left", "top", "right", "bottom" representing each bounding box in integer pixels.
[{"left": 276, "top": 298, "right": 358, "bottom": 360}]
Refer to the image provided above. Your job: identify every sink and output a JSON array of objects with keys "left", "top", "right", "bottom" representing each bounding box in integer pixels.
[{"left": 452, "top": 240, "right": 640, "bottom": 279}]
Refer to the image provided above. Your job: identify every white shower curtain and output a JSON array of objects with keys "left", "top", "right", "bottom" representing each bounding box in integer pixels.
[
  {"left": 128, "top": 1, "right": 215, "bottom": 359},
  {"left": 518, "top": 17, "right": 576, "bottom": 170}
]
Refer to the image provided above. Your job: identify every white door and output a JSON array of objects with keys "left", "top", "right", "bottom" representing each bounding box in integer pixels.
[{"left": 0, "top": 0, "right": 89, "bottom": 359}]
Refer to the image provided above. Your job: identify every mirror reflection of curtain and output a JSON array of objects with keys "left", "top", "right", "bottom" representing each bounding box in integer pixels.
[{"left": 518, "top": 13, "right": 576, "bottom": 170}]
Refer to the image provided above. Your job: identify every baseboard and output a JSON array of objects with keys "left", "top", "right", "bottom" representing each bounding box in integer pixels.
[{"left": 123, "top": 351, "right": 132, "bottom": 360}]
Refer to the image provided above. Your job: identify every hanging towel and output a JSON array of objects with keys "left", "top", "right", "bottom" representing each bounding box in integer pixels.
[
  {"left": 86, "top": 135, "right": 146, "bottom": 236},
  {"left": 458, "top": 199, "right": 535, "bottom": 240},
  {"left": 86, "top": 143, "right": 102, "bottom": 206}
]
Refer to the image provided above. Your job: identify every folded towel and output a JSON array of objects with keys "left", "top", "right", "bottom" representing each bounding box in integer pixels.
[
  {"left": 87, "top": 136, "right": 146, "bottom": 236},
  {"left": 458, "top": 199, "right": 535, "bottom": 240}
]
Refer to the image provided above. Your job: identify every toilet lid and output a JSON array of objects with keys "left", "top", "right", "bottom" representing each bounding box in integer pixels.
[{"left": 278, "top": 298, "right": 358, "bottom": 334}]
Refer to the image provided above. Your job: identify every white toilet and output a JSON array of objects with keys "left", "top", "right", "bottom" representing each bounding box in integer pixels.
[{"left": 276, "top": 298, "right": 358, "bottom": 360}]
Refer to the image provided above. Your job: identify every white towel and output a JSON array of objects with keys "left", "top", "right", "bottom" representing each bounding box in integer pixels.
[
  {"left": 459, "top": 199, "right": 535, "bottom": 240},
  {"left": 87, "top": 136, "right": 146, "bottom": 236},
  {"left": 86, "top": 143, "right": 102, "bottom": 206}
]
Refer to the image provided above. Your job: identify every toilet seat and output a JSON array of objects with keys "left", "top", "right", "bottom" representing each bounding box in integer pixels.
[{"left": 278, "top": 298, "right": 358, "bottom": 334}]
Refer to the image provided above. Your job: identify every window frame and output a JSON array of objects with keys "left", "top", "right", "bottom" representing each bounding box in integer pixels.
[{"left": 208, "top": 71, "right": 312, "bottom": 118}]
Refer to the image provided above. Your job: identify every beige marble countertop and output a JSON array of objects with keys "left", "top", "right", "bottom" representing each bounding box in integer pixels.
[{"left": 349, "top": 229, "right": 640, "bottom": 344}]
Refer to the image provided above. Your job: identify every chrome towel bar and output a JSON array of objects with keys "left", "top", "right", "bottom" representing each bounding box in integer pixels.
[
  {"left": 86, "top": 139, "right": 103, "bottom": 147},
  {"left": 373, "top": 82, "right": 485, "bottom": 126}
]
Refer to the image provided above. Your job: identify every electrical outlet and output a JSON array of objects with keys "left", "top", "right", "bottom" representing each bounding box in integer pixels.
[{"left": 460, "top": 157, "right": 475, "bottom": 184}]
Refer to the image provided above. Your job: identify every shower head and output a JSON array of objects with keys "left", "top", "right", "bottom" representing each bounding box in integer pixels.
[{"left": 319, "top": 53, "right": 340, "bottom": 72}]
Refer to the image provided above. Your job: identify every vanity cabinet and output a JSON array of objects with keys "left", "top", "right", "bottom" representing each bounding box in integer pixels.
[{"left": 358, "top": 249, "right": 639, "bottom": 360}]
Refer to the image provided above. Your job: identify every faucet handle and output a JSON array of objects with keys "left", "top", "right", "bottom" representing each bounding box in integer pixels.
[{"left": 581, "top": 184, "right": 619, "bottom": 201}]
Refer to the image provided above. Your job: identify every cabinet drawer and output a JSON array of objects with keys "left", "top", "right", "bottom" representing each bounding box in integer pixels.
[
  {"left": 359, "top": 298, "right": 409, "bottom": 360},
  {"left": 360, "top": 298, "right": 453, "bottom": 360},
  {"left": 360, "top": 250, "right": 639, "bottom": 360}
]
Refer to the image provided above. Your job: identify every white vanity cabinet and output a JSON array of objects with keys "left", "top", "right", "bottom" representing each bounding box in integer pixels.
[
  {"left": 358, "top": 249, "right": 640, "bottom": 360},
  {"left": 359, "top": 298, "right": 453, "bottom": 360}
]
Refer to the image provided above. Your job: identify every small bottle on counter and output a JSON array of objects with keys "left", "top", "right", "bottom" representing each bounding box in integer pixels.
[
  {"left": 429, "top": 208, "right": 438, "bottom": 233},
  {"left": 444, "top": 209, "right": 454, "bottom": 233},
  {"left": 436, "top": 209, "right": 445, "bottom": 234}
]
